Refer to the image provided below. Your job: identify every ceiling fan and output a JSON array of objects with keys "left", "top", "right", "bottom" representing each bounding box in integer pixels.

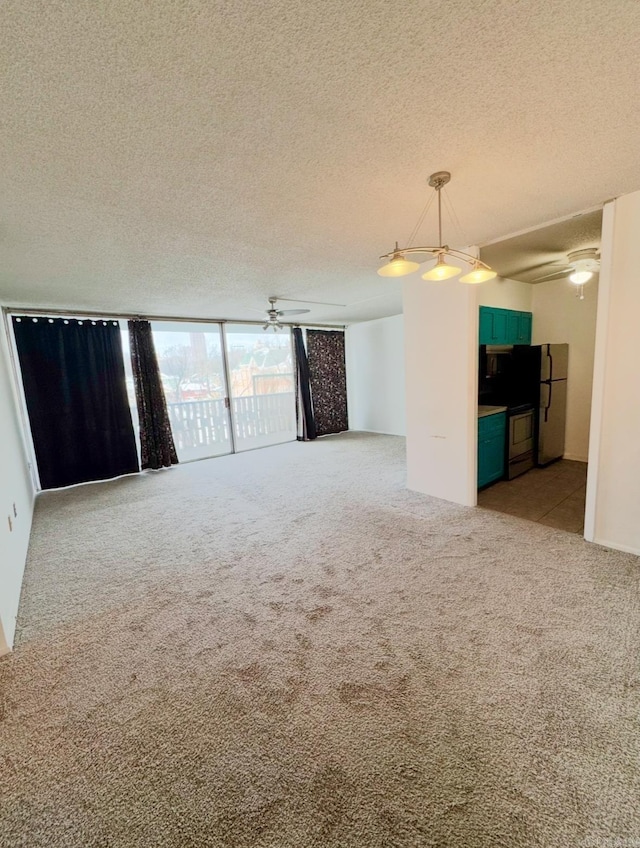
[
  {"left": 262, "top": 296, "right": 310, "bottom": 331},
  {"left": 530, "top": 248, "right": 600, "bottom": 285}
]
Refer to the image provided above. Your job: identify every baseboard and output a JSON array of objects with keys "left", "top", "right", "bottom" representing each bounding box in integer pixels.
[
  {"left": 563, "top": 452, "right": 588, "bottom": 463},
  {"left": 590, "top": 537, "right": 640, "bottom": 557},
  {"left": 349, "top": 428, "right": 406, "bottom": 437}
]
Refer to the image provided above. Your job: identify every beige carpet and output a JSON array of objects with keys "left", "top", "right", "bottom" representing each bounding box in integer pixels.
[{"left": 1, "top": 432, "right": 640, "bottom": 847}]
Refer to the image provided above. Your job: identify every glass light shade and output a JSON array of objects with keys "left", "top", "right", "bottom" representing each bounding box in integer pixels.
[
  {"left": 421, "top": 255, "right": 460, "bottom": 281},
  {"left": 459, "top": 265, "right": 498, "bottom": 284},
  {"left": 569, "top": 270, "right": 593, "bottom": 285},
  {"left": 377, "top": 254, "right": 420, "bottom": 277}
]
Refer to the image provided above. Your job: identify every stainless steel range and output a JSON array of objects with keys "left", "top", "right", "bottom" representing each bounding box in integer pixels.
[{"left": 508, "top": 405, "right": 535, "bottom": 479}]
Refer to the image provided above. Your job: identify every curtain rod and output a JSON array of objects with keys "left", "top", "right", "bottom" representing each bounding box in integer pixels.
[{"left": 1, "top": 306, "right": 346, "bottom": 330}]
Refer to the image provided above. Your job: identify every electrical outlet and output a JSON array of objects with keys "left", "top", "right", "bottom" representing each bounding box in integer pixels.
[
  {"left": 8, "top": 516, "right": 12, "bottom": 532},
  {"left": 13, "top": 503, "right": 17, "bottom": 518}
]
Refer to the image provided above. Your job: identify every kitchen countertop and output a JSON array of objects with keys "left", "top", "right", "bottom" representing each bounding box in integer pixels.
[{"left": 478, "top": 405, "right": 508, "bottom": 418}]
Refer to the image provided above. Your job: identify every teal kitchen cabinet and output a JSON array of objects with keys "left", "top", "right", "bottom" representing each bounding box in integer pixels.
[
  {"left": 479, "top": 306, "right": 532, "bottom": 345},
  {"left": 477, "top": 410, "right": 506, "bottom": 488},
  {"left": 507, "top": 310, "right": 520, "bottom": 342},
  {"left": 515, "top": 310, "right": 532, "bottom": 344},
  {"left": 479, "top": 306, "right": 509, "bottom": 344}
]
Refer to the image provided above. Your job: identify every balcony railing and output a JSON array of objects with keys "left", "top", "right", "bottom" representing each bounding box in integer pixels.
[{"left": 167, "top": 392, "right": 296, "bottom": 458}]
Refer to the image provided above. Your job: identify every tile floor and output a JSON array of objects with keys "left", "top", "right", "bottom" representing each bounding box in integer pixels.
[{"left": 477, "top": 459, "right": 587, "bottom": 534}]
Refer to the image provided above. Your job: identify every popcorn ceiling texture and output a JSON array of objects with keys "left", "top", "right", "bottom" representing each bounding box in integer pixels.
[
  {"left": 1, "top": 1, "right": 640, "bottom": 322},
  {"left": 1, "top": 433, "right": 640, "bottom": 846}
]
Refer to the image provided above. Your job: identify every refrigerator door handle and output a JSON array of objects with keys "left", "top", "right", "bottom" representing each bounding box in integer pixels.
[
  {"left": 548, "top": 350, "right": 553, "bottom": 382},
  {"left": 541, "top": 345, "right": 552, "bottom": 382},
  {"left": 541, "top": 382, "right": 552, "bottom": 423},
  {"left": 544, "top": 381, "right": 552, "bottom": 422}
]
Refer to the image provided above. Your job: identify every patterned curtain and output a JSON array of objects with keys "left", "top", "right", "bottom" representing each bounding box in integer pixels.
[
  {"left": 128, "top": 320, "right": 178, "bottom": 470},
  {"left": 306, "top": 330, "right": 348, "bottom": 436},
  {"left": 292, "top": 327, "right": 317, "bottom": 441}
]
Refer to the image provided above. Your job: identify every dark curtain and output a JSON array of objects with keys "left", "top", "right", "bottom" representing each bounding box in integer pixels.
[
  {"left": 292, "top": 327, "right": 317, "bottom": 441},
  {"left": 13, "top": 316, "right": 139, "bottom": 490},
  {"left": 306, "top": 330, "right": 349, "bottom": 436},
  {"left": 128, "top": 319, "right": 178, "bottom": 470}
]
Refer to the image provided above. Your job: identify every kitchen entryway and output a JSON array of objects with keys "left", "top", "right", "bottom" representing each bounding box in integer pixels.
[{"left": 478, "top": 460, "right": 587, "bottom": 534}]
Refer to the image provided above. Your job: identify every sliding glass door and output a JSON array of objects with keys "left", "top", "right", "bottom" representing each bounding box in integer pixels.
[
  {"left": 131, "top": 320, "right": 296, "bottom": 460},
  {"left": 224, "top": 324, "right": 297, "bottom": 452},
  {"left": 150, "top": 322, "right": 232, "bottom": 461}
]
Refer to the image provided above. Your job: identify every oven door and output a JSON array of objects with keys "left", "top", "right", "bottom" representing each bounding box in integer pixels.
[
  {"left": 509, "top": 410, "right": 534, "bottom": 460},
  {"left": 508, "top": 409, "right": 535, "bottom": 479}
]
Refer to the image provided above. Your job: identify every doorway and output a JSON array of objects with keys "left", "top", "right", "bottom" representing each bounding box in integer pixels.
[{"left": 477, "top": 208, "right": 602, "bottom": 535}]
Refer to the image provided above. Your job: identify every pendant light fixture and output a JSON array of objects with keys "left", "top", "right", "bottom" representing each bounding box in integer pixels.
[
  {"left": 378, "top": 171, "right": 497, "bottom": 284},
  {"left": 377, "top": 243, "right": 420, "bottom": 277}
]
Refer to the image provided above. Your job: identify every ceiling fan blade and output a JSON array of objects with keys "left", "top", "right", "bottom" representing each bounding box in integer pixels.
[
  {"left": 276, "top": 309, "right": 311, "bottom": 316},
  {"left": 530, "top": 269, "right": 571, "bottom": 283},
  {"left": 276, "top": 298, "right": 347, "bottom": 307},
  {"left": 347, "top": 293, "right": 392, "bottom": 306}
]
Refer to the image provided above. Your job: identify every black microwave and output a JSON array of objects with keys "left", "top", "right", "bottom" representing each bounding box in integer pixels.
[{"left": 479, "top": 344, "right": 513, "bottom": 385}]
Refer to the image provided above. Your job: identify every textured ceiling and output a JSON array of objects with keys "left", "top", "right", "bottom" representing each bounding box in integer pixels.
[
  {"left": 1, "top": 1, "right": 639, "bottom": 325},
  {"left": 480, "top": 209, "right": 603, "bottom": 283}
]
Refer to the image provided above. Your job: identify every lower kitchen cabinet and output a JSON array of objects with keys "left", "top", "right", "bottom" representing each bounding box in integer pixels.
[{"left": 478, "top": 412, "right": 506, "bottom": 488}]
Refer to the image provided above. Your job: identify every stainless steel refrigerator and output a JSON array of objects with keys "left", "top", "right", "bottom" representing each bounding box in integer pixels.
[{"left": 536, "top": 343, "right": 569, "bottom": 465}]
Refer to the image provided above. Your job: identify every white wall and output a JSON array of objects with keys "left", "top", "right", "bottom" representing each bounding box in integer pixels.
[
  {"left": 402, "top": 271, "right": 531, "bottom": 508},
  {"left": 346, "top": 314, "right": 405, "bottom": 436},
  {"left": 477, "top": 276, "right": 533, "bottom": 311},
  {"left": 403, "top": 274, "right": 478, "bottom": 506},
  {"left": 585, "top": 194, "right": 640, "bottom": 555},
  {"left": 531, "top": 278, "right": 598, "bottom": 462},
  {"left": 0, "top": 319, "right": 35, "bottom": 653}
]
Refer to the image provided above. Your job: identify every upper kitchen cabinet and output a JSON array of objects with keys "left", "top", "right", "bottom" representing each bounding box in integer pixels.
[
  {"left": 506, "top": 310, "right": 520, "bottom": 342},
  {"left": 516, "top": 311, "right": 532, "bottom": 344},
  {"left": 480, "top": 306, "right": 508, "bottom": 344},
  {"left": 479, "top": 306, "right": 532, "bottom": 345}
]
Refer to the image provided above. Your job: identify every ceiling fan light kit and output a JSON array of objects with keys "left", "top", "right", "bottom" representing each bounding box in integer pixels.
[
  {"left": 378, "top": 171, "right": 497, "bottom": 284},
  {"left": 567, "top": 249, "right": 599, "bottom": 298},
  {"left": 568, "top": 270, "right": 593, "bottom": 286},
  {"left": 262, "top": 296, "right": 310, "bottom": 331},
  {"left": 529, "top": 247, "right": 600, "bottom": 300}
]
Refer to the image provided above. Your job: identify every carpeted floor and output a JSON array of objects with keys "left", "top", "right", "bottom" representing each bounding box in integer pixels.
[{"left": 1, "top": 432, "right": 640, "bottom": 847}]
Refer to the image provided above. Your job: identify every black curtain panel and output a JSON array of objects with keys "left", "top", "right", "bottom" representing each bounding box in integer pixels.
[
  {"left": 128, "top": 319, "right": 178, "bottom": 470},
  {"left": 292, "top": 327, "right": 317, "bottom": 441},
  {"left": 13, "top": 316, "right": 139, "bottom": 490},
  {"left": 306, "top": 329, "right": 349, "bottom": 436}
]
